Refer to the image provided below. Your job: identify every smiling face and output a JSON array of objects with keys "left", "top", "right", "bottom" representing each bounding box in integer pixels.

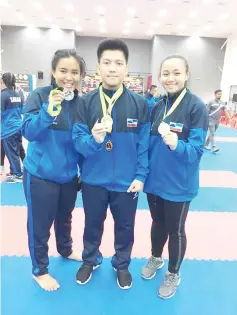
[
  {"left": 159, "top": 57, "right": 189, "bottom": 94},
  {"left": 52, "top": 56, "right": 80, "bottom": 91},
  {"left": 98, "top": 50, "right": 129, "bottom": 90}
]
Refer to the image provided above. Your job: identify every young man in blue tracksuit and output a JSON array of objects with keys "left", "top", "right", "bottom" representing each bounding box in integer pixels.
[
  {"left": 73, "top": 39, "right": 150, "bottom": 289},
  {"left": 22, "top": 49, "right": 86, "bottom": 292},
  {"left": 1, "top": 73, "right": 23, "bottom": 182},
  {"left": 141, "top": 55, "right": 208, "bottom": 299},
  {"left": 145, "top": 85, "right": 160, "bottom": 113}
]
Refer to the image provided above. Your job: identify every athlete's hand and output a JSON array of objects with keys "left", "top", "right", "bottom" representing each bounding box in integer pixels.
[
  {"left": 163, "top": 132, "right": 178, "bottom": 151},
  {"left": 127, "top": 180, "right": 144, "bottom": 193},
  {"left": 92, "top": 120, "right": 107, "bottom": 144},
  {"left": 47, "top": 89, "right": 64, "bottom": 117}
]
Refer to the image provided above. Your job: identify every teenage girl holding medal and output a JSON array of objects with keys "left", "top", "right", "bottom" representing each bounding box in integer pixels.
[
  {"left": 141, "top": 55, "right": 208, "bottom": 299},
  {"left": 73, "top": 39, "right": 150, "bottom": 290},
  {"left": 22, "top": 49, "right": 86, "bottom": 291}
]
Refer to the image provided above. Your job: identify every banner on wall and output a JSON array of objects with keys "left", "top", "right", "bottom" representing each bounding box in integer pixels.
[
  {"left": 123, "top": 76, "right": 144, "bottom": 94},
  {"left": 0, "top": 71, "right": 34, "bottom": 104},
  {"left": 229, "top": 85, "right": 237, "bottom": 113},
  {"left": 14, "top": 73, "right": 34, "bottom": 104},
  {"left": 147, "top": 75, "right": 152, "bottom": 90},
  {"left": 81, "top": 74, "right": 144, "bottom": 95},
  {"left": 81, "top": 74, "right": 101, "bottom": 93}
]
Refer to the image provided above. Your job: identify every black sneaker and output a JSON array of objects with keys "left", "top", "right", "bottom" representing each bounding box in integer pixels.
[
  {"left": 117, "top": 269, "right": 132, "bottom": 290},
  {"left": 212, "top": 146, "right": 220, "bottom": 153},
  {"left": 6, "top": 174, "right": 23, "bottom": 183},
  {"left": 76, "top": 263, "right": 99, "bottom": 285}
]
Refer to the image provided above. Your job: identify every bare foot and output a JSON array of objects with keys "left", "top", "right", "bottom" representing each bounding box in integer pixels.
[
  {"left": 33, "top": 274, "right": 60, "bottom": 291},
  {"left": 67, "top": 251, "right": 82, "bottom": 262}
]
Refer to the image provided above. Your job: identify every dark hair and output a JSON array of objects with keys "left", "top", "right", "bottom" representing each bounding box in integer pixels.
[
  {"left": 97, "top": 38, "right": 129, "bottom": 63},
  {"left": 2, "top": 72, "right": 16, "bottom": 90},
  {"left": 51, "top": 49, "right": 86, "bottom": 85},
  {"left": 159, "top": 54, "right": 189, "bottom": 87},
  {"left": 150, "top": 85, "right": 157, "bottom": 91},
  {"left": 215, "top": 89, "right": 222, "bottom": 94}
]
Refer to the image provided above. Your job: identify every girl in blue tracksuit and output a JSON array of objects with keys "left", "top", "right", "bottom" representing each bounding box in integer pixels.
[
  {"left": 22, "top": 49, "right": 86, "bottom": 292},
  {"left": 141, "top": 55, "right": 208, "bottom": 299},
  {"left": 1, "top": 73, "right": 23, "bottom": 182}
]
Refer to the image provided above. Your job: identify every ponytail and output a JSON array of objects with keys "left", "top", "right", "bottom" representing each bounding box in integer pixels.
[{"left": 2, "top": 72, "right": 16, "bottom": 90}]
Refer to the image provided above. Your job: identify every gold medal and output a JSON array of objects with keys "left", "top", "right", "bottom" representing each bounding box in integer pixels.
[
  {"left": 106, "top": 140, "right": 113, "bottom": 151},
  {"left": 101, "top": 115, "right": 113, "bottom": 132},
  {"left": 99, "top": 84, "right": 123, "bottom": 134},
  {"left": 158, "top": 122, "right": 170, "bottom": 136}
]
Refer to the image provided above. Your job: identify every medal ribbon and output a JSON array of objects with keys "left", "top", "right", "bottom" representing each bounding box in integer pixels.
[
  {"left": 162, "top": 88, "right": 187, "bottom": 120},
  {"left": 99, "top": 84, "right": 124, "bottom": 117}
]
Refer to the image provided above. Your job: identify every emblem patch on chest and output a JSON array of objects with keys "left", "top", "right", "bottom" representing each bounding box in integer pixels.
[
  {"left": 170, "top": 122, "right": 184, "bottom": 133},
  {"left": 127, "top": 118, "right": 138, "bottom": 127}
]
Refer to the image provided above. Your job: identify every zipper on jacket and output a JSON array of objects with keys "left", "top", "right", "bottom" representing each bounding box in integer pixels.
[
  {"left": 66, "top": 101, "right": 72, "bottom": 130},
  {"left": 65, "top": 101, "right": 72, "bottom": 178},
  {"left": 111, "top": 108, "right": 116, "bottom": 191}
]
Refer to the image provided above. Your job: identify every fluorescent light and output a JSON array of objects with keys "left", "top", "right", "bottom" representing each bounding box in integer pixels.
[
  {"left": 177, "top": 23, "right": 186, "bottom": 30},
  {"left": 25, "top": 25, "right": 40, "bottom": 38},
  {"left": 96, "top": 6, "right": 105, "bottom": 14},
  {"left": 191, "top": 35, "right": 201, "bottom": 40},
  {"left": 75, "top": 25, "right": 83, "bottom": 32},
  {"left": 146, "top": 30, "right": 154, "bottom": 36},
  {"left": 50, "top": 25, "right": 63, "bottom": 41},
  {"left": 204, "top": 24, "right": 213, "bottom": 30},
  {"left": 32, "top": 1, "right": 42, "bottom": 10},
  {"left": 202, "top": 0, "right": 213, "bottom": 4},
  {"left": 127, "top": 7, "right": 136, "bottom": 16},
  {"left": 72, "top": 18, "right": 79, "bottom": 23},
  {"left": 187, "top": 35, "right": 202, "bottom": 50},
  {"left": 64, "top": 3, "right": 73, "bottom": 12},
  {"left": 45, "top": 16, "right": 52, "bottom": 22},
  {"left": 158, "top": 9, "right": 167, "bottom": 17},
  {"left": 124, "top": 20, "right": 132, "bottom": 27},
  {"left": 16, "top": 13, "right": 24, "bottom": 20},
  {"left": 189, "top": 11, "right": 198, "bottom": 18},
  {"left": 122, "top": 29, "right": 130, "bottom": 35},
  {"left": 193, "top": 32, "right": 200, "bottom": 37},
  {"left": 99, "top": 27, "right": 107, "bottom": 33},
  {"left": 52, "top": 24, "right": 60, "bottom": 30},
  {"left": 218, "top": 13, "right": 229, "bottom": 20},
  {"left": 151, "top": 22, "right": 159, "bottom": 28},
  {"left": 98, "top": 18, "right": 106, "bottom": 25},
  {"left": 0, "top": 0, "right": 8, "bottom": 7}
]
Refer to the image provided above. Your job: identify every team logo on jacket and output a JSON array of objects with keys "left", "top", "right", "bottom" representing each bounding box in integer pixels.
[
  {"left": 127, "top": 118, "right": 138, "bottom": 127},
  {"left": 169, "top": 122, "right": 184, "bottom": 133},
  {"left": 10, "top": 97, "right": 21, "bottom": 103}
]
